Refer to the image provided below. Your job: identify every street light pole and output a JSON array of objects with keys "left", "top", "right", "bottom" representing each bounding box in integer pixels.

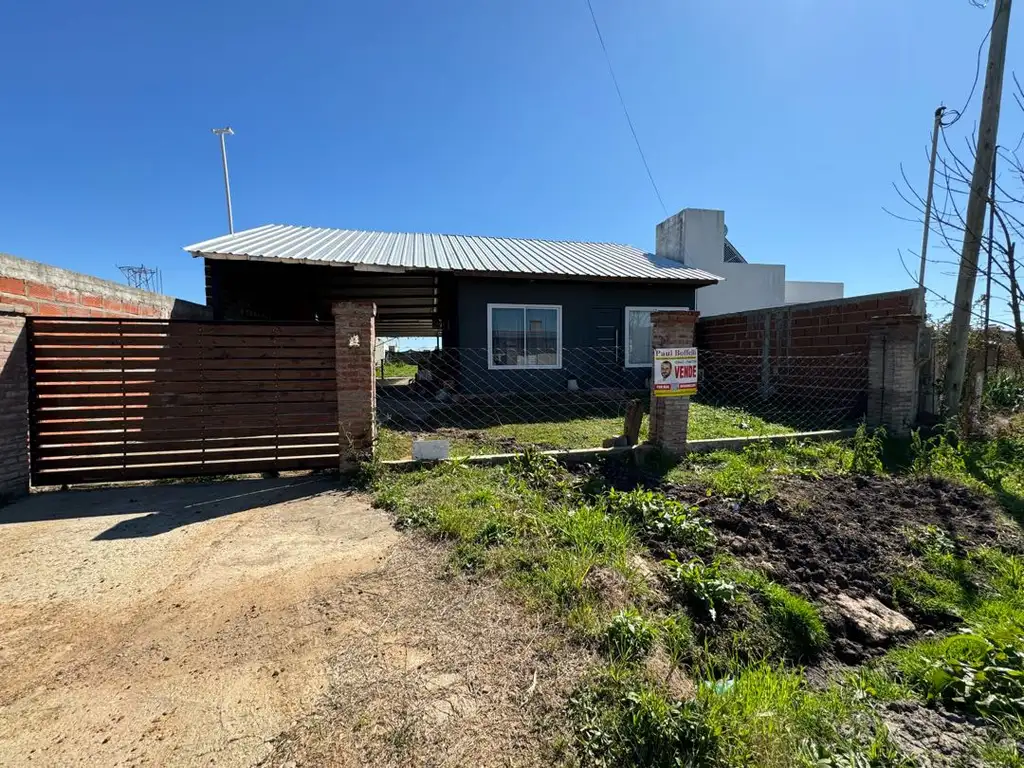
[
  {"left": 917, "top": 106, "right": 946, "bottom": 316},
  {"left": 211, "top": 127, "right": 235, "bottom": 234}
]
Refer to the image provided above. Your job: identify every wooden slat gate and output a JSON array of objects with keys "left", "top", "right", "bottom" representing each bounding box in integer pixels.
[{"left": 28, "top": 318, "right": 340, "bottom": 485}]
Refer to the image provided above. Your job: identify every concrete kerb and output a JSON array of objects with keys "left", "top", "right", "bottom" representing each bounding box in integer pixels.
[{"left": 378, "top": 428, "right": 856, "bottom": 470}]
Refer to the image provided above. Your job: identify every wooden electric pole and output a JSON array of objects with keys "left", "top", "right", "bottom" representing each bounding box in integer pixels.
[{"left": 942, "top": 0, "right": 1013, "bottom": 416}]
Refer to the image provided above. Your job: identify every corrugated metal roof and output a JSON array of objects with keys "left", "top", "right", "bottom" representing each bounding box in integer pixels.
[{"left": 184, "top": 224, "right": 722, "bottom": 284}]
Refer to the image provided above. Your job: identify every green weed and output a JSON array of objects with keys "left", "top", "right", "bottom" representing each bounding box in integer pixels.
[
  {"left": 986, "top": 374, "right": 1024, "bottom": 413},
  {"left": 606, "top": 488, "right": 717, "bottom": 552},
  {"left": 567, "top": 666, "right": 716, "bottom": 768},
  {"left": 916, "top": 636, "right": 1024, "bottom": 719},
  {"left": 660, "top": 613, "right": 697, "bottom": 667},
  {"left": 849, "top": 423, "right": 886, "bottom": 475},
  {"left": 603, "top": 608, "right": 660, "bottom": 662},
  {"left": 663, "top": 555, "right": 739, "bottom": 622}
]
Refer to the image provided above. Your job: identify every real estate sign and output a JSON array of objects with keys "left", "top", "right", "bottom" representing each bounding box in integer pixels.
[{"left": 653, "top": 347, "right": 698, "bottom": 397}]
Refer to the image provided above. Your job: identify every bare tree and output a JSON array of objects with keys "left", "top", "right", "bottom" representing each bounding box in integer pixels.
[{"left": 888, "top": 76, "right": 1024, "bottom": 372}]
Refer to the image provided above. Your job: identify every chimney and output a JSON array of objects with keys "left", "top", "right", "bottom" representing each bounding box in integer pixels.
[{"left": 655, "top": 208, "right": 724, "bottom": 268}]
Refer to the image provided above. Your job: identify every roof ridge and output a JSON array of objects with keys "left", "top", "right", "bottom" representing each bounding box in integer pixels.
[{"left": 254, "top": 224, "right": 639, "bottom": 251}]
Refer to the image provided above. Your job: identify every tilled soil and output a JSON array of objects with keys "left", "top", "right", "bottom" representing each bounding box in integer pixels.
[{"left": 664, "top": 474, "right": 1022, "bottom": 610}]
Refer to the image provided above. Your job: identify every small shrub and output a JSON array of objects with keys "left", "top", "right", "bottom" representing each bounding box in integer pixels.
[
  {"left": 849, "top": 423, "right": 885, "bottom": 475},
  {"left": 603, "top": 608, "right": 659, "bottom": 662},
  {"left": 606, "top": 488, "right": 716, "bottom": 552},
  {"left": 663, "top": 555, "right": 738, "bottom": 622}
]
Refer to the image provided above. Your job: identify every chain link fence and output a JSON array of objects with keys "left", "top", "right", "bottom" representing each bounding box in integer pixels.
[
  {"left": 693, "top": 350, "right": 868, "bottom": 433},
  {"left": 374, "top": 347, "right": 870, "bottom": 460}
]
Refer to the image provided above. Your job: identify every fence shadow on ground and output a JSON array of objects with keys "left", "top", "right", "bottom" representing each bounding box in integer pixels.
[{"left": 0, "top": 475, "right": 339, "bottom": 538}]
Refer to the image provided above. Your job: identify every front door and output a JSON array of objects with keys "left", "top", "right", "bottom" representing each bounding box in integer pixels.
[{"left": 592, "top": 307, "right": 622, "bottom": 365}]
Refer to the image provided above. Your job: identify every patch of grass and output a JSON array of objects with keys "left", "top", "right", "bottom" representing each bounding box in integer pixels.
[
  {"left": 978, "top": 738, "right": 1024, "bottom": 767},
  {"left": 732, "top": 568, "right": 829, "bottom": 661},
  {"left": 877, "top": 537, "right": 1024, "bottom": 727},
  {"left": 380, "top": 360, "right": 418, "bottom": 378},
  {"left": 660, "top": 613, "right": 697, "bottom": 667},
  {"left": 375, "top": 402, "right": 795, "bottom": 462},
  {"left": 687, "top": 403, "right": 794, "bottom": 441},
  {"left": 372, "top": 459, "right": 639, "bottom": 620},
  {"left": 568, "top": 661, "right": 913, "bottom": 768},
  {"left": 663, "top": 438, "right": 857, "bottom": 498}
]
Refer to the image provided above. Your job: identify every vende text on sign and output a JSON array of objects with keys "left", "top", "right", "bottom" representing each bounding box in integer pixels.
[{"left": 652, "top": 347, "right": 698, "bottom": 397}]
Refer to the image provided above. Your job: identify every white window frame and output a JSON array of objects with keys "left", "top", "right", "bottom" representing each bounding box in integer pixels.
[
  {"left": 487, "top": 303, "right": 563, "bottom": 370},
  {"left": 624, "top": 306, "right": 691, "bottom": 368}
]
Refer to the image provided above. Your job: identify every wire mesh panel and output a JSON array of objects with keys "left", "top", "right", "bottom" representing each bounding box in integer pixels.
[
  {"left": 694, "top": 350, "right": 869, "bottom": 432},
  {"left": 375, "top": 347, "right": 870, "bottom": 460},
  {"left": 376, "top": 347, "right": 646, "bottom": 459}
]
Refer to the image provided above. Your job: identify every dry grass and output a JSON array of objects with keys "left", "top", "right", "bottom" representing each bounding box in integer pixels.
[{"left": 261, "top": 537, "right": 594, "bottom": 767}]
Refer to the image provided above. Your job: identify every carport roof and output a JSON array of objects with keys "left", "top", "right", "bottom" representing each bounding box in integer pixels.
[{"left": 184, "top": 224, "right": 722, "bottom": 284}]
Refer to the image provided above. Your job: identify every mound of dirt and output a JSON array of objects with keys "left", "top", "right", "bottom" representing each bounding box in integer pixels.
[{"left": 664, "top": 474, "right": 1021, "bottom": 611}]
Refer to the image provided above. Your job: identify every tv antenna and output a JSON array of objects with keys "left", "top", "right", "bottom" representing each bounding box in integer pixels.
[{"left": 118, "top": 264, "right": 163, "bottom": 293}]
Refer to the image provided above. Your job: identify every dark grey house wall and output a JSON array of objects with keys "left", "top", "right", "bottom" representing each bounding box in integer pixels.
[
  {"left": 204, "top": 260, "right": 700, "bottom": 395},
  {"left": 454, "top": 276, "right": 696, "bottom": 348},
  {"left": 451, "top": 276, "right": 696, "bottom": 393}
]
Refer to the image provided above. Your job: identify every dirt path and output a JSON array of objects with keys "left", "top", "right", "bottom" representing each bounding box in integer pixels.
[{"left": 0, "top": 477, "right": 400, "bottom": 767}]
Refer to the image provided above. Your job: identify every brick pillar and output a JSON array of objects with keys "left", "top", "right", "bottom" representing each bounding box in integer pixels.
[
  {"left": 648, "top": 310, "right": 700, "bottom": 454},
  {"left": 0, "top": 310, "right": 29, "bottom": 504},
  {"left": 333, "top": 302, "right": 377, "bottom": 468},
  {"left": 866, "top": 314, "right": 921, "bottom": 436}
]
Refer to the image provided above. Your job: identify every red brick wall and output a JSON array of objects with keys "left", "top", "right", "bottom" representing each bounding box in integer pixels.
[
  {"left": 696, "top": 289, "right": 920, "bottom": 356},
  {"left": 0, "top": 312, "right": 28, "bottom": 502},
  {"left": 0, "top": 276, "right": 168, "bottom": 319}
]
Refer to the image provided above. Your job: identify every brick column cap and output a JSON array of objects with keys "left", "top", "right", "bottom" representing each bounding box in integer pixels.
[
  {"left": 332, "top": 301, "right": 377, "bottom": 317},
  {"left": 650, "top": 309, "right": 700, "bottom": 324}
]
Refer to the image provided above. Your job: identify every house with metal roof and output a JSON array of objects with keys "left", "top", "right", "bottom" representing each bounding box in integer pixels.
[{"left": 185, "top": 208, "right": 729, "bottom": 386}]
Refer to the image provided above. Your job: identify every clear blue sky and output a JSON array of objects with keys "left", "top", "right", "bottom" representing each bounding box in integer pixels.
[{"left": 1, "top": 0, "right": 1019, "bottom": 314}]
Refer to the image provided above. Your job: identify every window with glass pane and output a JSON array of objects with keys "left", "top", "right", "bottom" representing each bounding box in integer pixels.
[
  {"left": 490, "top": 307, "right": 525, "bottom": 367},
  {"left": 488, "top": 305, "right": 561, "bottom": 368},
  {"left": 525, "top": 308, "right": 558, "bottom": 365},
  {"left": 626, "top": 309, "right": 654, "bottom": 367},
  {"left": 626, "top": 307, "right": 689, "bottom": 367}
]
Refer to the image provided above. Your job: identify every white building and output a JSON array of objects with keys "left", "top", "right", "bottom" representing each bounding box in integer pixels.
[{"left": 655, "top": 208, "right": 843, "bottom": 316}]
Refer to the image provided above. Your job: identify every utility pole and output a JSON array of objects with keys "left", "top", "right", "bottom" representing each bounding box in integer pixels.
[
  {"left": 917, "top": 106, "right": 946, "bottom": 316},
  {"left": 212, "top": 127, "right": 235, "bottom": 234},
  {"left": 983, "top": 150, "right": 998, "bottom": 390},
  {"left": 942, "top": 0, "right": 1012, "bottom": 417}
]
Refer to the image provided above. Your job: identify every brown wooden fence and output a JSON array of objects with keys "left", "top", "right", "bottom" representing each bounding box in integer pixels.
[{"left": 28, "top": 318, "right": 340, "bottom": 485}]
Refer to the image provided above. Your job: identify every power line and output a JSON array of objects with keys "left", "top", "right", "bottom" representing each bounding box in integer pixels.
[
  {"left": 584, "top": 0, "right": 667, "bottom": 216},
  {"left": 942, "top": 15, "right": 995, "bottom": 127}
]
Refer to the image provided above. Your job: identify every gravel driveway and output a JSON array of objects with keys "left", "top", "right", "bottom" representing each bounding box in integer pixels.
[{"left": 0, "top": 476, "right": 398, "bottom": 767}]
